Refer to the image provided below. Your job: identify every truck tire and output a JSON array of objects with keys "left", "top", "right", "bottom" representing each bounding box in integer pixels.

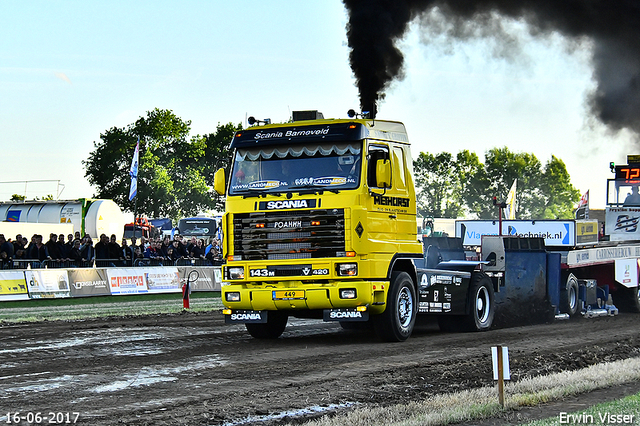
[
  {"left": 560, "top": 273, "right": 579, "bottom": 316},
  {"left": 460, "top": 272, "right": 495, "bottom": 332},
  {"left": 615, "top": 286, "right": 640, "bottom": 313},
  {"left": 245, "top": 311, "right": 288, "bottom": 339},
  {"left": 373, "top": 271, "right": 416, "bottom": 342}
]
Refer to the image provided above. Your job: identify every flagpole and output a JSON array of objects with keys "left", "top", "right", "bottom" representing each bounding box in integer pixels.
[{"left": 129, "top": 136, "right": 141, "bottom": 262}]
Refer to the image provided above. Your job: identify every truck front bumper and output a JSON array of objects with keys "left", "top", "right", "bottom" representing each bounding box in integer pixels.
[{"left": 222, "top": 280, "right": 388, "bottom": 315}]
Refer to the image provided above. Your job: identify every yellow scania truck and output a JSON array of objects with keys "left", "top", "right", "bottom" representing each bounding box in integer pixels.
[{"left": 214, "top": 110, "right": 495, "bottom": 341}]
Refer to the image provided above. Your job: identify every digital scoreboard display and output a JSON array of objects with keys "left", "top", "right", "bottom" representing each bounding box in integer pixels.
[{"left": 615, "top": 165, "right": 640, "bottom": 183}]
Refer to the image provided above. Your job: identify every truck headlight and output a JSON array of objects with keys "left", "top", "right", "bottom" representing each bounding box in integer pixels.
[
  {"left": 225, "top": 292, "right": 241, "bottom": 302},
  {"left": 337, "top": 263, "right": 357, "bottom": 276},
  {"left": 227, "top": 266, "right": 244, "bottom": 280}
]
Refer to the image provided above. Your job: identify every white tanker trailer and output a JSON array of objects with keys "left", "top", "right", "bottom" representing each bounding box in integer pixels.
[{"left": 0, "top": 199, "right": 125, "bottom": 239}]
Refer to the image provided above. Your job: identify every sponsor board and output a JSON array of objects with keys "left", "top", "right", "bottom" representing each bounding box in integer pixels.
[
  {"left": 0, "top": 271, "right": 29, "bottom": 301},
  {"left": 25, "top": 270, "right": 71, "bottom": 299},
  {"left": 566, "top": 244, "right": 640, "bottom": 267},
  {"left": 615, "top": 258, "right": 639, "bottom": 288},
  {"left": 108, "top": 268, "right": 147, "bottom": 295},
  {"left": 456, "top": 220, "right": 575, "bottom": 247},
  {"left": 606, "top": 207, "right": 640, "bottom": 241},
  {"left": 144, "top": 267, "right": 181, "bottom": 293},
  {"left": 67, "top": 269, "right": 110, "bottom": 297},
  {"left": 178, "top": 267, "right": 221, "bottom": 291}
]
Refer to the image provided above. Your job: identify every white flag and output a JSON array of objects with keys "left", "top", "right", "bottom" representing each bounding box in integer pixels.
[
  {"left": 506, "top": 179, "right": 517, "bottom": 220},
  {"left": 128, "top": 138, "right": 139, "bottom": 201}
]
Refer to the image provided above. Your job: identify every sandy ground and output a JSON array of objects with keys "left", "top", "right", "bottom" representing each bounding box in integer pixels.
[{"left": 1, "top": 310, "right": 639, "bottom": 425}]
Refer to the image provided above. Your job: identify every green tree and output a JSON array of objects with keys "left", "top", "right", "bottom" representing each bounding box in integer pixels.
[
  {"left": 413, "top": 152, "right": 464, "bottom": 218},
  {"left": 84, "top": 108, "right": 240, "bottom": 220},
  {"left": 413, "top": 147, "right": 579, "bottom": 219},
  {"left": 10, "top": 194, "right": 26, "bottom": 202},
  {"left": 538, "top": 156, "right": 581, "bottom": 219}
]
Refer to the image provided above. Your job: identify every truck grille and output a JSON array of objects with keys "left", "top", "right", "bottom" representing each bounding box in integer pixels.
[{"left": 232, "top": 209, "right": 345, "bottom": 261}]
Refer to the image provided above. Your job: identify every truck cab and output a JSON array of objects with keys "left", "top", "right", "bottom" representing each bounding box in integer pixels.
[{"left": 214, "top": 110, "right": 425, "bottom": 340}]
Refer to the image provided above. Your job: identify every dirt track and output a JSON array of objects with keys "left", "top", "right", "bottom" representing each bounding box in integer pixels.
[{"left": 1, "top": 311, "right": 640, "bottom": 426}]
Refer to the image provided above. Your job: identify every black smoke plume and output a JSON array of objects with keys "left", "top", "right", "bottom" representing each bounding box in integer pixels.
[{"left": 343, "top": 0, "right": 640, "bottom": 133}]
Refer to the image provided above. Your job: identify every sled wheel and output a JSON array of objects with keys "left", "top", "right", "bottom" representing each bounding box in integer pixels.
[
  {"left": 560, "top": 274, "right": 579, "bottom": 316},
  {"left": 460, "top": 272, "right": 495, "bottom": 331}
]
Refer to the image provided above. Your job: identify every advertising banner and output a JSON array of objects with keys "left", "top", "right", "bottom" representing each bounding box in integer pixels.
[
  {"left": 144, "top": 267, "right": 181, "bottom": 293},
  {"left": 178, "top": 267, "right": 221, "bottom": 291},
  {"left": 25, "top": 270, "right": 71, "bottom": 299},
  {"left": 606, "top": 207, "right": 640, "bottom": 241},
  {"left": 456, "top": 220, "right": 577, "bottom": 247},
  {"left": 615, "top": 258, "right": 639, "bottom": 288},
  {"left": 107, "top": 268, "right": 147, "bottom": 295},
  {"left": 68, "top": 269, "right": 111, "bottom": 297},
  {"left": 0, "top": 271, "right": 29, "bottom": 301}
]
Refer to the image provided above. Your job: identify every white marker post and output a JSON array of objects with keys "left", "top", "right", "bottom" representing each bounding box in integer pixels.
[{"left": 491, "top": 346, "right": 510, "bottom": 408}]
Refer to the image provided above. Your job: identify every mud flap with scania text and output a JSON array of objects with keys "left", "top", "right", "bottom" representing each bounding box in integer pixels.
[
  {"left": 225, "top": 310, "right": 268, "bottom": 323},
  {"left": 323, "top": 308, "right": 369, "bottom": 321}
]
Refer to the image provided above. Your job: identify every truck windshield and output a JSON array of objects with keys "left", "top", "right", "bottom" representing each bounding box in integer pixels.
[{"left": 229, "top": 141, "right": 362, "bottom": 195}]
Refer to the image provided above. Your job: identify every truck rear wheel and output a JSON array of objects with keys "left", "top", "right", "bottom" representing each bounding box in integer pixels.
[
  {"left": 560, "top": 274, "right": 579, "bottom": 316},
  {"left": 245, "top": 311, "right": 288, "bottom": 339},
  {"left": 460, "top": 272, "right": 495, "bottom": 332},
  {"left": 373, "top": 271, "right": 416, "bottom": 342}
]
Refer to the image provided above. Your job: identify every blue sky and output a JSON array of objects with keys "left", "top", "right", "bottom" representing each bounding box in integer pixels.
[{"left": 2, "top": 1, "right": 635, "bottom": 210}]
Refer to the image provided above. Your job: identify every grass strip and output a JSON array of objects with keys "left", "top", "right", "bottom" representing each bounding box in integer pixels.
[
  {"left": 296, "top": 357, "right": 640, "bottom": 426},
  {"left": 0, "top": 292, "right": 222, "bottom": 322},
  {"left": 523, "top": 392, "right": 640, "bottom": 425}
]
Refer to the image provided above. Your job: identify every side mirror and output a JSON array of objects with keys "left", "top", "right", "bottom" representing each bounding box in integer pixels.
[
  {"left": 376, "top": 159, "right": 391, "bottom": 188},
  {"left": 214, "top": 168, "right": 226, "bottom": 195}
]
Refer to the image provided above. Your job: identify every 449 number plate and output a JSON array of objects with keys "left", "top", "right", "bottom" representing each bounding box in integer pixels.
[{"left": 273, "top": 290, "right": 305, "bottom": 300}]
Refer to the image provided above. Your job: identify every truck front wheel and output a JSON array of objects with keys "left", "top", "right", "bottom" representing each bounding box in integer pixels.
[
  {"left": 245, "top": 311, "right": 288, "bottom": 339},
  {"left": 373, "top": 271, "right": 417, "bottom": 342}
]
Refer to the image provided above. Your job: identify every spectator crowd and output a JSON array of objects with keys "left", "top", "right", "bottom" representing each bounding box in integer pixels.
[{"left": 0, "top": 231, "right": 223, "bottom": 269}]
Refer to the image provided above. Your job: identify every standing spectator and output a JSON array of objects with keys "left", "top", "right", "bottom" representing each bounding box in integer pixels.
[
  {"left": 159, "top": 236, "right": 171, "bottom": 258},
  {"left": 187, "top": 236, "right": 197, "bottom": 254},
  {"left": 68, "top": 239, "right": 83, "bottom": 266},
  {"left": 122, "top": 239, "right": 134, "bottom": 266},
  {"left": 190, "top": 238, "right": 206, "bottom": 259},
  {"left": 57, "top": 233, "right": 69, "bottom": 259},
  {"left": 45, "top": 233, "right": 63, "bottom": 261},
  {"left": 12, "top": 234, "right": 25, "bottom": 260},
  {"left": 0, "top": 234, "right": 14, "bottom": 268},
  {"left": 25, "top": 235, "right": 37, "bottom": 258},
  {"left": 28, "top": 235, "right": 52, "bottom": 265},
  {"left": 94, "top": 234, "right": 110, "bottom": 261},
  {"left": 108, "top": 234, "right": 124, "bottom": 265},
  {"left": 80, "top": 236, "right": 94, "bottom": 263}
]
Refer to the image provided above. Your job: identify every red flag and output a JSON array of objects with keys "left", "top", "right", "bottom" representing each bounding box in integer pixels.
[{"left": 577, "top": 190, "right": 589, "bottom": 209}]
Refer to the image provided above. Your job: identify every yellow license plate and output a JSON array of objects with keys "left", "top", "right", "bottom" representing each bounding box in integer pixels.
[{"left": 273, "top": 290, "right": 305, "bottom": 300}]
